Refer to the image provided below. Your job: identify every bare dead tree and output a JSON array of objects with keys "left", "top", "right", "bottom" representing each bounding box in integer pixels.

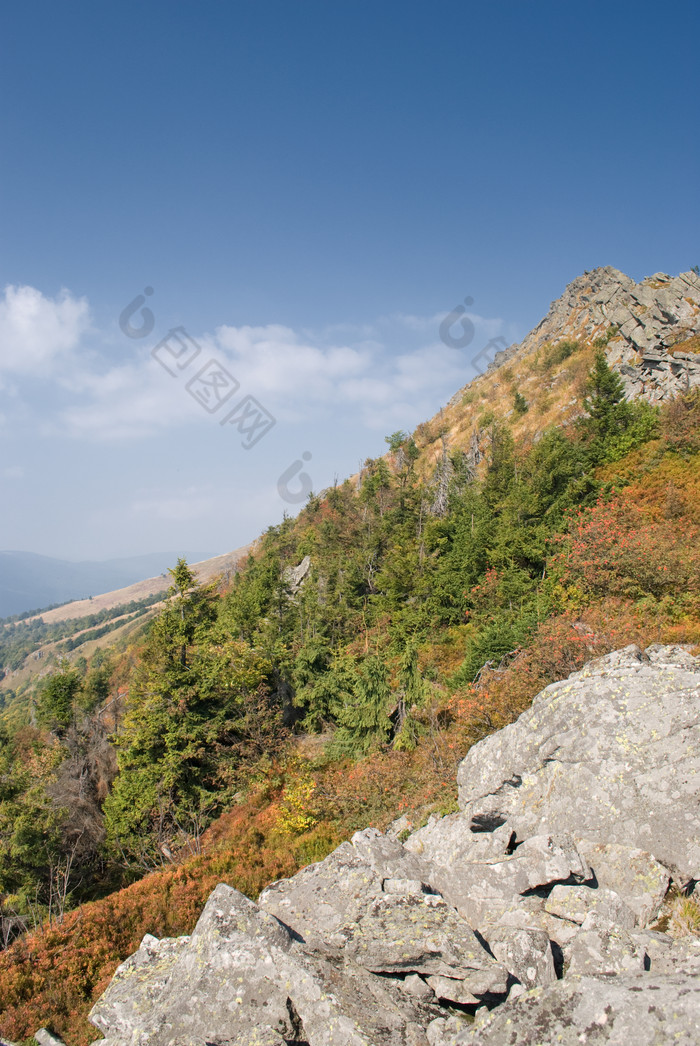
[{"left": 431, "top": 432, "right": 453, "bottom": 517}]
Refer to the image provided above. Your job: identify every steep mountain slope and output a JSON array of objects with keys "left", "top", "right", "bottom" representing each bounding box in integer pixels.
[
  {"left": 411, "top": 266, "right": 700, "bottom": 482},
  {"left": 0, "top": 266, "right": 698, "bottom": 1044}
]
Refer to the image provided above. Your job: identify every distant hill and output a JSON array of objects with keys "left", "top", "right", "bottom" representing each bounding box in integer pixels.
[
  {"left": 17, "top": 547, "right": 252, "bottom": 626},
  {"left": 0, "top": 551, "right": 192, "bottom": 619},
  {"left": 0, "top": 546, "right": 252, "bottom": 691}
]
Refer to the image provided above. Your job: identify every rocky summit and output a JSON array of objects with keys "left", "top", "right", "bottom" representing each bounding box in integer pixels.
[
  {"left": 87, "top": 644, "right": 700, "bottom": 1045},
  {"left": 479, "top": 266, "right": 700, "bottom": 402}
]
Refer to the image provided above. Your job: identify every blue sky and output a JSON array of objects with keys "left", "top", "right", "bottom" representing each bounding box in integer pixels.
[{"left": 1, "top": 1, "right": 698, "bottom": 563}]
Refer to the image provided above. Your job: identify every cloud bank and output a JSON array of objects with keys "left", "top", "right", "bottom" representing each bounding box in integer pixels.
[
  {"left": 0, "top": 284, "right": 90, "bottom": 376},
  {"left": 2, "top": 285, "right": 512, "bottom": 441}
]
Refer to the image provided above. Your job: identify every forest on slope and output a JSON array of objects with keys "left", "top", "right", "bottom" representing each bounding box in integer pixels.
[{"left": 0, "top": 343, "right": 699, "bottom": 1043}]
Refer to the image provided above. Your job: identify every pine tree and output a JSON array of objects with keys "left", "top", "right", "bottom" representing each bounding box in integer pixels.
[
  {"left": 581, "top": 350, "right": 629, "bottom": 439},
  {"left": 35, "top": 663, "right": 81, "bottom": 732},
  {"left": 513, "top": 390, "right": 529, "bottom": 415},
  {"left": 578, "top": 351, "right": 658, "bottom": 462},
  {"left": 329, "top": 654, "right": 391, "bottom": 755},
  {"left": 393, "top": 640, "right": 426, "bottom": 751}
]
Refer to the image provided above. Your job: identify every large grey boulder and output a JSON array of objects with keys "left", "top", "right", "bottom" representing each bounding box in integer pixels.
[
  {"left": 342, "top": 892, "right": 507, "bottom": 990},
  {"left": 91, "top": 884, "right": 441, "bottom": 1046},
  {"left": 259, "top": 827, "right": 435, "bottom": 947},
  {"left": 484, "top": 925, "right": 556, "bottom": 990},
  {"left": 573, "top": 840, "right": 670, "bottom": 925},
  {"left": 456, "top": 645, "right": 700, "bottom": 882},
  {"left": 442, "top": 971, "right": 700, "bottom": 1045},
  {"left": 260, "top": 828, "right": 508, "bottom": 996},
  {"left": 33, "top": 1032, "right": 67, "bottom": 1046},
  {"left": 405, "top": 819, "right": 591, "bottom": 926},
  {"left": 88, "top": 646, "right": 700, "bottom": 1045},
  {"left": 565, "top": 924, "right": 646, "bottom": 977},
  {"left": 544, "top": 884, "right": 637, "bottom": 930},
  {"left": 89, "top": 933, "right": 190, "bottom": 1041}
]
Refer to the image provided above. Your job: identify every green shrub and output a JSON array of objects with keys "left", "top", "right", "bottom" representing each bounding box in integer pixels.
[
  {"left": 540, "top": 339, "right": 581, "bottom": 371},
  {"left": 513, "top": 391, "right": 529, "bottom": 415},
  {"left": 593, "top": 324, "right": 619, "bottom": 348}
]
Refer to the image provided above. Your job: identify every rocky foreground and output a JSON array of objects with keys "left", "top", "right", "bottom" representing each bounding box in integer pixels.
[{"left": 86, "top": 645, "right": 700, "bottom": 1045}]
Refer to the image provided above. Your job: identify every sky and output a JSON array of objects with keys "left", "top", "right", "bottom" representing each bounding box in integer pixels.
[{"left": 1, "top": 0, "right": 698, "bottom": 563}]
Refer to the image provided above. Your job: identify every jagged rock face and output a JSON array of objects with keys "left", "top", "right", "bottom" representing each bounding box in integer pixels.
[
  {"left": 430, "top": 972, "right": 700, "bottom": 1046},
  {"left": 455, "top": 643, "right": 700, "bottom": 882},
  {"left": 283, "top": 555, "right": 312, "bottom": 597},
  {"left": 89, "top": 646, "right": 700, "bottom": 1046},
  {"left": 486, "top": 266, "right": 700, "bottom": 402}
]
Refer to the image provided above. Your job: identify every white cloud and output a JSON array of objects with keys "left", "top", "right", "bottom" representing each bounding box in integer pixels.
[
  {"left": 1, "top": 465, "right": 24, "bottom": 479},
  {"left": 42, "top": 304, "right": 510, "bottom": 440},
  {"left": 214, "top": 323, "right": 371, "bottom": 401},
  {"left": 59, "top": 358, "right": 199, "bottom": 439},
  {"left": 0, "top": 285, "right": 90, "bottom": 376}
]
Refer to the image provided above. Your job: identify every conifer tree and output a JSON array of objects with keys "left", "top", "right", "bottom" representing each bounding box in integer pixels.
[{"left": 329, "top": 654, "right": 391, "bottom": 755}]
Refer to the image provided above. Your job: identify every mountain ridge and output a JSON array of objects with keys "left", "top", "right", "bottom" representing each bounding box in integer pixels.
[
  {"left": 0, "top": 265, "right": 698, "bottom": 1043},
  {"left": 0, "top": 551, "right": 189, "bottom": 620}
]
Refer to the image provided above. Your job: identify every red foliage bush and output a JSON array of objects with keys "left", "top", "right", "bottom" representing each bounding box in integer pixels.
[{"left": 550, "top": 494, "right": 700, "bottom": 601}]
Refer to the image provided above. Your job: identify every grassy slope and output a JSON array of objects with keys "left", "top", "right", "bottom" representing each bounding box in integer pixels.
[
  {"left": 1, "top": 332, "right": 699, "bottom": 1042},
  {"left": 0, "top": 434, "right": 698, "bottom": 1043}
]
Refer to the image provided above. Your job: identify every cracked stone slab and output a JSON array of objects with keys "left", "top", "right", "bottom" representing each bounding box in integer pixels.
[
  {"left": 631, "top": 931, "right": 700, "bottom": 976},
  {"left": 484, "top": 925, "right": 556, "bottom": 989},
  {"left": 445, "top": 971, "right": 700, "bottom": 1045},
  {"left": 457, "top": 645, "right": 700, "bottom": 881},
  {"left": 259, "top": 828, "right": 436, "bottom": 946},
  {"left": 565, "top": 925, "right": 646, "bottom": 977},
  {"left": 89, "top": 933, "right": 190, "bottom": 1041},
  {"left": 341, "top": 892, "right": 508, "bottom": 994},
  {"left": 544, "top": 883, "right": 637, "bottom": 929},
  {"left": 573, "top": 840, "right": 670, "bottom": 926},
  {"left": 405, "top": 819, "right": 591, "bottom": 927}
]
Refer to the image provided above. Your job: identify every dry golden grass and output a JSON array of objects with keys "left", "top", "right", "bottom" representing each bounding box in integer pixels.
[
  {"left": 410, "top": 338, "right": 597, "bottom": 486},
  {"left": 652, "top": 887, "right": 700, "bottom": 939}
]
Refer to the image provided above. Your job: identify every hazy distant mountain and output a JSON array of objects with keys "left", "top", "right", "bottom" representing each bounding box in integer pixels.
[{"left": 0, "top": 551, "right": 190, "bottom": 618}]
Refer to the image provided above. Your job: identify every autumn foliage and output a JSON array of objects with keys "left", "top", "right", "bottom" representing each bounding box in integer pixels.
[{"left": 0, "top": 372, "right": 699, "bottom": 1043}]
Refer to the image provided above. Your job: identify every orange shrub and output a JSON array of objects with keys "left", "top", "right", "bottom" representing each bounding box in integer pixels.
[{"left": 551, "top": 494, "right": 700, "bottom": 601}]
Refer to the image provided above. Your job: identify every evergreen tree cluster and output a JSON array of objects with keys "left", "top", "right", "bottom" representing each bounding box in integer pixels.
[{"left": 0, "top": 353, "right": 679, "bottom": 923}]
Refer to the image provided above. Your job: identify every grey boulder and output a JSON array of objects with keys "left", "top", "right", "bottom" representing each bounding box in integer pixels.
[
  {"left": 90, "top": 884, "right": 440, "bottom": 1046},
  {"left": 456, "top": 645, "right": 700, "bottom": 881},
  {"left": 447, "top": 972, "right": 700, "bottom": 1045},
  {"left": 259, "top": 827, "right": 435, "bottom": 947},
  {"left": 544, "top": 883, "right": 637, "bottom": 930}
]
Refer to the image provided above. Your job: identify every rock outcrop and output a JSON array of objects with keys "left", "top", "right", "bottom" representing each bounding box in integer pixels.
[
  {"left": 465, "top": 266, "right": 700, "bottom": 402},
  {"left": 88, "top": 645, "right": 700, "bottom": 1045}
]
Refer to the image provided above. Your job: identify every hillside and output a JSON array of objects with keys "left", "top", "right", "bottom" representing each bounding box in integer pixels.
[
  {"left": 0, "top": 266, "right": 698, "bottom": 1043},
  {"left": 0, "top": 552, "right": 185, "bottom": 620},
  {"left": 90, "top": 644, "right": 700, "bottom": 1046},
  {"left": 0, "top": 546, "right": 251, "bottom": 695}
]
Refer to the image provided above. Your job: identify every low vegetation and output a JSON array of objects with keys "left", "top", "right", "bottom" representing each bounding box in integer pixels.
[
  {"left": 0, "top": 356, "right": 698, "bottom": 1042},
  {"left": 0, "top": 592, "right": 163, "bottom": 674}
]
